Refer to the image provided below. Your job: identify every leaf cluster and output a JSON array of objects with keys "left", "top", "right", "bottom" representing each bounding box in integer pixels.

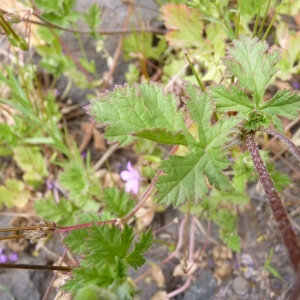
[
  {"left": 0, "top": 179, "right": 30, "bottom": 208},
  {"left": 0, "top": 67, "right": 67, "bottom": 155},
  {"left": 89, "top": 79, "right": 240, "bottom": 207},
  {"left": 35, "top": 159, "right": 101, "bottom": 225},
  {"left": 13, "top": 146, "right": 48, "bottom": 188},
  {"left": 210, "top": 35, "right": 300, "bottom": 132},
  {"left": 62, "top": 221, "right": 153, "bottom": 298},
  {"left": 34, "top": 0, "right": 80, "bottom": 27},
  {"left": 88, "top": 35, "right": 298, "bottom": 241},
  {"left": 83, "top": 3, "right": 102, "bottom": 39}
]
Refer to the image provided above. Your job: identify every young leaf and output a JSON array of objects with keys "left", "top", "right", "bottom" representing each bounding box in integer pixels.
[
  {"left": 86, "top": 225, "right": 137, "bottom": 265},
  {"left": 123, "top": 32, "right": 167, "bottom": 61},
  {"left": 0, "top": 123, "right": 18, "bottom": 145},
  {"left": 73, "top": 285, "right": 117, "bottom": 300},
  {"left": 58, "top": 160, "right": 101, "bottom": 210},
  {"left": 34, "top": 0, "right": 63, "bottom": 12},
  {"left": 13, "top": 146, "right": 48, "bottom": 187},
  {"left": 103, "top": 188, "right": 135, "bottom": 218},
  {"left": 88, "top": 82, "right": 191, "bottom": 146},
  {"left": 83, "top": 3, "right": 101, "bottom": 32},
  {"left": 0, "top": 179, "right": 30, "bottom": 208},
  {"left": 222, "top": 35, "right": 280, "bottom": 106},
  {"left": 224, "top": 235, "right": 241, "bottom": 252},
  {"left": 62, "top": 264, "right": 117, "bottom": 293},
  {"left": 59, "top": 161, "right": 89, "bottom": 199},
  {"left": 161, "top": 4, "right": 204, "bottom": 48},
  {"left": 35, "top": 198, "right": 78, "bottom": 226},
  {"left": 124, "top": 228, "right": 153, "bottom": 269},
  {"left": 63, "top": 228, "right": 90, "bottom": 254}
]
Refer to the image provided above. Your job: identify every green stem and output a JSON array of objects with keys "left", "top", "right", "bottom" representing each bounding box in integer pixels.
[
  {"left": 252, "top": 0, "right": 263, "bottom": 38},
  {"left": 257, "top": 0, "right": 272, "bottom": 38},
  {"left": 262, "top": 0, "right": 285, "bottom": 41}
]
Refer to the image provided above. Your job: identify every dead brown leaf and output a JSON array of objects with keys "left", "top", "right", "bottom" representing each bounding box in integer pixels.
[
  {"left": 93, "top": 129, "right": 107, "bottom": 150},
  {"left": 135, "top": 197, "right": 155, "bottom": 229},
  {"left": 151, "top": 291, "right": 168, "bottom": 300}
]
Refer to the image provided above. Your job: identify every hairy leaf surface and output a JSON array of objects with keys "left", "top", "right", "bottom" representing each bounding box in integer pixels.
[
  {"left": 156, "top": 82, "right": 240, "bottom": 206},
  {"left": 259, "top": 90, "right": 300, "bottom": 119},
  {"left": 89, "top": 82, "right": 190, "bottom": 146},
  {"left": 222, "top": 35, "right": 280, "bottom": 106},
  {"left": 209, "top": 84, "right": 254, "bottom": 116}
]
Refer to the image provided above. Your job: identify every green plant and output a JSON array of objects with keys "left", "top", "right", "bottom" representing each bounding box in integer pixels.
[
  {"left": 264, "top": 248, "right": 283, "bottom": 280},
  {"left": 85, "top": 34, "right": 300, "bottom": 296},
  {"left": 1, "top": 1, "right": 300, "bottom": 299}
]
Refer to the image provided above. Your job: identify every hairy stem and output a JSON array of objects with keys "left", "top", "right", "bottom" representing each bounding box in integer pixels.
[
  {"left": 260, "top": 127, "right": 300, "bottom": 163},
  {"left": 245, "top": 132, "right": 300, "bottom": 273}
]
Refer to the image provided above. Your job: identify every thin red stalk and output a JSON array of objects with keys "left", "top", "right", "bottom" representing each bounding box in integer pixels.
[
  {"left": 185, "top": 217, "right": 211, "bottom": 274},
  {"left": 167, "top": 275, "right": 192, "bottom": 299},
  {"left": 260, "top": 127, "right": 300, "bottom": 163},
  {"left": 188, "top": 216, "right": 195, "bottom": 264},
  {"left": 245, "top": 132, "right": 300, "bottom": 273},
  {"left": 54, "top": 219, "right": 118, "bottom": 234},
  {"left": 153, "top": 217, "right": 178, "bottom": 235},
  {"left": 183, "top": 205, "right": 190, "bottom": 268}
]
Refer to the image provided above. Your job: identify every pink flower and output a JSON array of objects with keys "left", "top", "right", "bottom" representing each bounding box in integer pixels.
[
  {"left": 120, "top": 162, "right": 140, "bottom": 194},
  {"left": 0, "top": 254, "right": 7, "bottom": 263}
]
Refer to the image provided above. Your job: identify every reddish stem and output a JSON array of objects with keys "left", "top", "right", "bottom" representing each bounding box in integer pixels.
[
  {"left": 54, "top": 219, "right": 118, "bottom": 234},
  {"left": 260, "top": 127, "right": 300, "bottom": 163},
  {"left": 245, "top": 132, "right": 300, "bottom": 273}
]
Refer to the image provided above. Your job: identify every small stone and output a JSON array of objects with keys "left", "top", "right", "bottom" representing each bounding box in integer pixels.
[{"left": 232, "top": 276, "right": 250, "bottom": 295}]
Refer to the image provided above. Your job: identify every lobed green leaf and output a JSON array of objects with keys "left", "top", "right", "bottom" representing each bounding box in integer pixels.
[
  {"left": 88, "top": 82, "right": 190, "bottom": 147},
  {"left": 103, "top": 188, "right": 135, "bottom": 218},
  {"left": 125, "top": 228, "right": 153, "bottom": 269},
  {"left": 133, "top": 128, "right": 188, "bottom": 146},
  {"left": 155, "top": 150, "right": 208, "bottom": 206},
  {"left": 259, "top": 89, "right": 300, "bottom": 120},
  {"left": 86, "top": 224, "right": 134, "bottom": 265},
  {"left": 222, "top": 35, "right": 280, "bottom": 106},
  {"left": 209, "top": 84, "right": 254, "bottom": 116}
]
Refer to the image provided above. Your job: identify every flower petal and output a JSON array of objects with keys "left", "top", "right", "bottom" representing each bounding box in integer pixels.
[
  {"left": 131, "top": 181, "right": 139, "bottom": 194},
  {"left": 125, "top": 179, "right": 139, "bottom": 194},
  {"left": 0, "top": 254, "right": 7, "bottom": 263},
  {"left": 120, "top": 170, "right": 132, "bottom": 181},
  {"left": 127, "top": 161, "right": 134, "bottom": 172},
  {"left": 125, "top": 179, "right": 135, "bottom": 193}
]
